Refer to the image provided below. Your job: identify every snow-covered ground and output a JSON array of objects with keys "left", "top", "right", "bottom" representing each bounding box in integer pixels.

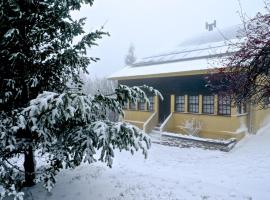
[{"left": 26, "top": 124, "right": 270, "bottom": 200}]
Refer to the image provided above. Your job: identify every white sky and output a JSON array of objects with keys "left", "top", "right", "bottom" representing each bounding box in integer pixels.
[{"left": 72, "top": 0, "right": 266, "bottom": 78}]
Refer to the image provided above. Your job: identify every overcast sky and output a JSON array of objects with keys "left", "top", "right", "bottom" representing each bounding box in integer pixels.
[{"left": 72, "top": 0, "right": 266, "bottom": 78}]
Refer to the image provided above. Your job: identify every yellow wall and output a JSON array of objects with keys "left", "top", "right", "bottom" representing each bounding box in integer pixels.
[
  {"left": 165, "top": 94, "right": 247, "bottom": 140},
  {"left": 123, "top": 96, "right": 159, "bottom": 131},
  {"left": 170, "top": 95, "right": 175, "bottom": 113},
  {"left": 124, "top": 110, "right": 153, "bottom": 122},
  {"left": 252, "top": 105, "right": 270, "bottom": 133},
  {"left": 165, "top": 112, "right": 246, "bottom": 140},
  {"left": 121, "top": 92, "right": 270, "bottom": 140},
  {"left": 164, "top": 95, "right": 270, "bottom": 140},
  {"left": 144, "top": 112, "right": 159, "bottom": 133}
]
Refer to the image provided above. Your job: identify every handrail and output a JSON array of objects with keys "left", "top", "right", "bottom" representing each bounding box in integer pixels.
[
  {"left": 143, "top": 112, "right": 158, "bottom": 133},
  {"left": 160, "top": 113, "right": 173, "bottom": 132}
]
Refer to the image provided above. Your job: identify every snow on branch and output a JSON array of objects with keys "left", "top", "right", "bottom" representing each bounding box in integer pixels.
[{"left": 1, "top": 84, "right": 159, "bottom": 194}]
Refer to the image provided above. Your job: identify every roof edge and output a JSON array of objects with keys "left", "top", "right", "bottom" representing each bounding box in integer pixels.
[{"left": 108, "top": 69, "right": 210, "bottom": 80}]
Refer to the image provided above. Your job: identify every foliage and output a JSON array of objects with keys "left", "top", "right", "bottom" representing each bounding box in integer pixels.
[
  {"left": 83, "top": 76, "right": 117, "bottom": 96},
  {"left": 0, "top": 84, "right": 161, "bottom": 199},
  {"left": 82, "top": 76, "right": 118, "bottom": 121},
  {"left": 0, "top": 0, "right": 107, "bottom": 111},
  {"left": 0, "top": 1, "right": 162, "bottom": 199},
  {"left": 207, "top": 1, "right": 270, "bottom": 107}
]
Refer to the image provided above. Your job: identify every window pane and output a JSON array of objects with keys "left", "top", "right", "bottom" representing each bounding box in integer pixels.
[
  {"left": 237, "top": 103, "right": 242, "bottom": 114},
  {"left": 243, "top": 103, "right": 247, "bottom": 113},
  {"left": 218, "top": 96, "right": 231, "bottom": 115},
  {"left": 138, "top": 100, "right": 145, "bottom": 111},
  {"left": 188, "top": 96, "right": 199, "bottom": 113},
  {"left": 175, "top": 95, "right": 185, "bottom": 112},
  {"left": 148, "top": 96, "right": 154, "bottom": 111},
  {"left": 237, "top": 103, "right": 247, "bottom": 114},
  {"left": 129, "top": 102, "right": 137, "bottom": 110},
  {"left": 264, "top": 96, "right": 270, "bottom": 109},
  {"left": 203, "top": 95, "right": 214, "bottom": 114}
]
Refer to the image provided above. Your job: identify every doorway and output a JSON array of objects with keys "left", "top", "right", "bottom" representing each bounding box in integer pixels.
[{"left": 158, "top": 94, "right": 171, "bottom": 123}]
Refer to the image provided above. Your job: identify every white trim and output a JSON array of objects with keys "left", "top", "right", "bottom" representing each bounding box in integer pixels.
[
  {"left": 161, "top": 132, "right": 236, "bottom": 144},
  {"left": 143, "top": 112, "right": 158, "bottom": 131},
  {"left": 160, "top": 113, "right": 173, "bottom": 132}
]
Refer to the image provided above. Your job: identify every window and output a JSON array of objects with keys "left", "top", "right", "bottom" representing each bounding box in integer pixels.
[
  {"left": 237, "top": 103, "right": 242, "bottom": 114},
  {"left": 237, "top": 103, "right": 247, "bottom": 114},
  {"left": 129, "top": 102, "right": 137, "bottom": 110},
  {"left": 203, "top": 95, "right": 214, "bottom": 114},
  {"left": 188, "top": 95, "right": 199, "bottom": 113},
  {"left": 148, "top": 96, "right": 154, "bottom": 111},
  {"left": 263, "top": 96, "right": 270, "bottom": 109},
  {"left": 138, "top": 100, "right": 145, "bottom": 111},
  {"left": 175, "top": 96, "right": 185, "bottom": 112},
  {"left": 218, "top": 96, "right": 231, "bottom": 115},
  {"left": 243, "top": 103, "right": 247, "bottom": 113}
]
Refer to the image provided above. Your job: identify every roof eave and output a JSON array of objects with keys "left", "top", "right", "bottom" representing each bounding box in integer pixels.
[{"left": 108, "top": 69, "right": 210, "bottom": 80}]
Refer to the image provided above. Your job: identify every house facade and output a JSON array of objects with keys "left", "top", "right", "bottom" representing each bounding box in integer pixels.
[{"left": 109, "top": 26, "right": 270, "bottom": 140}]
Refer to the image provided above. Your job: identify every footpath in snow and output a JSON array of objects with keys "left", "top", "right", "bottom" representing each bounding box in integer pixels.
[{"left": 26, "top": 123, "right": 270, "bottom": 200}]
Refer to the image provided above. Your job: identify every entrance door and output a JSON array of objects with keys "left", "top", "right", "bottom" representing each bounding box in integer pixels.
[{"left": 159, "top": 94, "right": 170, "bottom": 123}]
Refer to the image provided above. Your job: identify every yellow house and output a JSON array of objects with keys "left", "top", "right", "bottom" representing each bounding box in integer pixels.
[{"left": 109, "top": 26, "right": 270, "bottom": 141}]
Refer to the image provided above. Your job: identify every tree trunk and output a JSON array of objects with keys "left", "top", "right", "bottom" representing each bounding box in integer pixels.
[{"left": 23, "top": 145, "right": 35, "bottom": 187}]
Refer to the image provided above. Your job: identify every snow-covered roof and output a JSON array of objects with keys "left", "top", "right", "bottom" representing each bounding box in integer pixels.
[
  {"left": 109, "top": 25, "right": 242, "bottom": 80},
  {"left": 179, "top": 24, "right": 242, "bottom": 46},
  {"left": 133, "top": 40, "right": 237, "bottom": 67},
  {"left": 108, "top": 56, "right": 221, "bottom": 80}
]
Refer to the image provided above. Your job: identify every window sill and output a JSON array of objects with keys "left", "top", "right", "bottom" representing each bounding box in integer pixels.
[
  {"left": 174, "top": 112, "right": 233, "bottom": 117},
  {"left": 123, "top": 109, "right": 153, "bottom": 113},
  {"left": 234, "top": 113, "right": 248, "bottom": 117}
]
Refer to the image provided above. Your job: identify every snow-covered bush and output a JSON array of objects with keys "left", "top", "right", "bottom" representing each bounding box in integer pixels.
[{"left": 181, "top": 118, "right": 202, "bottom": 136}]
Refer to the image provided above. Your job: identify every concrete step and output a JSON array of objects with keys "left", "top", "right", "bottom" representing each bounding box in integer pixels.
[
  {"left": 149, "top": 131, "right": 162, "bottom": 143},
  {"left": 153, "top": 126, "right": 160, "bottom": 131},
  {"left": 156, "top": 123, "right": 162, "bottom": 127}
]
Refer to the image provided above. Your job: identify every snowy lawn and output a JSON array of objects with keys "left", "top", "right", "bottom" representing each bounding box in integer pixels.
[{"left": 26, "top": 125, "right": 270, "bottom": 200}]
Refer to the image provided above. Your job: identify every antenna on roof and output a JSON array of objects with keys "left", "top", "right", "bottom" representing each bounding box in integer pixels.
[{"left": 205, "top": 20, "right": 216, "bottom": 31}]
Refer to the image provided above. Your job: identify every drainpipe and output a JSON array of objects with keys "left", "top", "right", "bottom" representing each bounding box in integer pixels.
[{"left": 248, "top": 102, "right": 254, "bottom": 134}]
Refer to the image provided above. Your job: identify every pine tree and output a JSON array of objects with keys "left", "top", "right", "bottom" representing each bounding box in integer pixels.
[{"left": 0, "top": 1, "right": 161, "bottom": 199}]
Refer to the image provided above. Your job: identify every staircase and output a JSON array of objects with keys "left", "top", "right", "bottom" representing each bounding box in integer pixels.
[
  {"left": 153, "top": 123, "right": 162, "bottom": 132},
  {"left": 149, "top": 123, "right": 162, "bottom": 143}
]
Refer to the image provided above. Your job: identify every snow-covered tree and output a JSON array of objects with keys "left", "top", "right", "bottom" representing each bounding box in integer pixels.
[
  {"left": 82, "top": 77, "right": 119, "bottom": 121},
  {"left": 207, "top": 1, "right": 270, "bottom": 107},
  {"left": 125, "top": 44, "right": 137, "bottom": 66},
  {"left": 0, "top": 1, "right": 162, "bottom": 199},
  {"left": 83, "top": 76, "right": 117, "bottom": 96}
]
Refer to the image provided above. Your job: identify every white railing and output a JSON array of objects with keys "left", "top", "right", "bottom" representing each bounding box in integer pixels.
[
  {"left": 143, "top": 112, "right": 158, "bottom": 133},
  {"left": 160, "top": 113, "right": 173, "bottom": 132}
]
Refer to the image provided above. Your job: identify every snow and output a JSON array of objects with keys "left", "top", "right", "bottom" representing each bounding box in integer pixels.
[
  {"left": 179, "top": 24, "right": 242, "bottom": 46},
  {"left": 108, "top": 58, "right": 217, "bottom": 79},
  {"left": 161, "top": 131, "right": 236, "bottom": 145},
  {"left": 108, "top": 39, "right": 243, "bottom": 80},
  {"left": 25, "top": 122, "right": 270, "bottom": 200}
]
